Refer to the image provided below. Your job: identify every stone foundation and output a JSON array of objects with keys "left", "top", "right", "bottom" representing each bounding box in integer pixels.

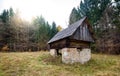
[
  {"left": 50, "top": 49, "right": 57, "bottom": 57},
  {"left": 49, "top": 48, "right": 91, "bottom": 64},
  {"left": 61, "top": 48, "right": 91, "bottom": 64}
]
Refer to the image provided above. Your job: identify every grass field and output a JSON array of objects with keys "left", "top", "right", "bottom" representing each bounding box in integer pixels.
[{"left": 0, "top": 51, "right": 120, "bottom": 76}]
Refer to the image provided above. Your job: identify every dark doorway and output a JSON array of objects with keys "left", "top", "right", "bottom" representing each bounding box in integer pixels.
[{"left": 56, "top": 49, "right": 62, "bottom": 55}]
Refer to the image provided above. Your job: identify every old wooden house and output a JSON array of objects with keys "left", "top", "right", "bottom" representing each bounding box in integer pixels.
[{"left": 48, "top": 17, "right": 94, "bottom": 64}]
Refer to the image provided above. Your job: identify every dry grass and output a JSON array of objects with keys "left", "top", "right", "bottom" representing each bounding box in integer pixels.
[{"left": 0, "top": 51, "right": 120, "bottom": 76}]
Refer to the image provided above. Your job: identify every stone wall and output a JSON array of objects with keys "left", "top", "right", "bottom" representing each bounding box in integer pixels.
[
  {"left": 49, "top": 48, "right": 91, "bottom": 64},
  {"left": 79, "top": 48, "right": 91, "bottom": 64},
  {"left": 61, "top": 48, "right": 91, "bottom": 64},
  {"left": 50, "top": 49, "right": 57, "bottom": 57}
]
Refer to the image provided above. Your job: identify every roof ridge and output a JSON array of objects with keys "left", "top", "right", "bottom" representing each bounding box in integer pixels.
[
  {"left": 48, "top": 17, "right": 86, "bottom": 43},
  {"left": 68, "top": 16, "right": 86, "bottom": 26}
]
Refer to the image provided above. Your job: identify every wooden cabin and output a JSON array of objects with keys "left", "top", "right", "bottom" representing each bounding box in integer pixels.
[
  {"left": 48, "top": 17, "right": 94, "bottom": 49},
  {"left": 48, "top": 17, "right": 94, "bottom": 64}
]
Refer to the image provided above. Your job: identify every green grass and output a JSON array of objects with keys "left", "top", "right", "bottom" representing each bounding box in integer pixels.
[{"left": 0, "top": 51, "right": 120, "bottom": 76}]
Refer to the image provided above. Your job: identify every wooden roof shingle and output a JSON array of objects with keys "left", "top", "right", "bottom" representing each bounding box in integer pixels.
[{"left": 48, "top": 17, "right": 86, "bottom": 43}]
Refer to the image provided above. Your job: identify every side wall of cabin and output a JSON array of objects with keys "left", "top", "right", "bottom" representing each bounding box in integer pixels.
[
  {"left": 71, "top": 21, "right": 94, "bottom": 42},
  {"left": 49, "top": 39, "right": 67, "bottom": 49},
  {"left": 69, "top": 39, "right": 90, "bottom": 48}
]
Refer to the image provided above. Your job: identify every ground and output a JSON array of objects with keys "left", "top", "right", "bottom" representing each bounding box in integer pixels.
[{"left": 0, "top": 51, "right": 120, "bottom": 76}]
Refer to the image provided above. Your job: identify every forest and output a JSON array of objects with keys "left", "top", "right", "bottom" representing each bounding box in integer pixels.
[
  {"left": 0, "top": 0, "right": 120, "bottom": 54},
  {"left": 0, "top": 8, "right": 62, "bottom": 51},
  {"left": 0, "top": 0, "right": 120, "bottom": 76},
  {"left": 69, "top": 0, "right": 120, "bottom": 54}
]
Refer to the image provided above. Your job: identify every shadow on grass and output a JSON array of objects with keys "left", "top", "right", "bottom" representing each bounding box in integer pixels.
[
  {"left": 37, "top": 54, "right": 117, "bottom": 75},
  {"left": 38, "top": 54, "right": 62, "bottom": 65},
  {"left": 38, "top": 54, "right": 94, "bottom": 66},
  {"left": 38, "top": 54, "right": 116, "bottom": 66}
]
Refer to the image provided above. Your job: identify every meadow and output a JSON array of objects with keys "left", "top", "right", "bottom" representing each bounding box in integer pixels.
[{"left": 0, "top": 51, "right": 120, "bottom": 76}]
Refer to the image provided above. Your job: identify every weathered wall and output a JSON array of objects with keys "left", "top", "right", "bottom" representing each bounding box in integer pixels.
[
  {"left": 50, "top": 39, "right": 66, "bottom": 49},
  {"left": 50, "top": 49, "right": 57, "bottom": 57},
  {"left": 61, "top": 48, "right": 91, "bottom": 64},
  {"left": 79, "top": 48, "right": 91, "bottom": 64}
]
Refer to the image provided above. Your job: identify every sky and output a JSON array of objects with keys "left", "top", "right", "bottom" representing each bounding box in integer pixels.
[{"left": 0, "top": 0, "right": 80, "bottom": 28}]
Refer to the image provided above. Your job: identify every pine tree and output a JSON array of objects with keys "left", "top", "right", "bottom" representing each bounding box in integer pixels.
[
  {"left": 69, "top": 0, "right": 111, "bottom": 26},
  {"left": 0, "top": 9, "right": 9, "bottom": 23},
  {"left": 69, "top": 8, "right": 81, "bottom": 25},
  {"left": 0, "top": 8, "right": 15, "bottom": 51},
  {"left": 32, "top": 16, "right": 58, "bottom": 50},
  {"left": 51, "top": 22, "right": 58, "bottom": 38}
]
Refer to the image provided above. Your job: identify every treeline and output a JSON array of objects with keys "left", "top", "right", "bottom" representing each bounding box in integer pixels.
[
  {"left": 69, "top": 0, "right": 120, "bottom": 54},
  {"left": 0, "top": 8, "right": 61, "bottom": 52}
]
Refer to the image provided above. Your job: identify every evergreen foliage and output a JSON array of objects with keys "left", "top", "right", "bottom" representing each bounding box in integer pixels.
[
  {"left": 69, "top": 0, "right": 120, "bottom": 54},
  {"left": 0, "top": 8, "right": 59, "bottom": 51}
]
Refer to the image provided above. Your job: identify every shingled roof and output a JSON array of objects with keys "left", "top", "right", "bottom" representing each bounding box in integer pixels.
[{"left": 48, "top": 17, "right": 87, "bottom": 43}]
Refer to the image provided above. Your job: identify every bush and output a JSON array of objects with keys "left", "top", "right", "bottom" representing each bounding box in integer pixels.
[{"left": 1, "top": 45, "right": 9, "bottom": 52}]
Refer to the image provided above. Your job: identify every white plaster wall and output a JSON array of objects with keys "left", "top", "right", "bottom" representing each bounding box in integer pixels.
[
  {"left": 62, "top": 48, "right": 71, "bottom": 64},
  {"left": 50, "top": 49, "right": 57, "bottom": 56},
  {"left": 61, "top": 48, "right": 91, "bottom": 64},
  {"left": 62, "top": 48, "right": 79, "bottom": 64},
  {"left": 79, "top": 48, "right": 91, "bottom": 64}
]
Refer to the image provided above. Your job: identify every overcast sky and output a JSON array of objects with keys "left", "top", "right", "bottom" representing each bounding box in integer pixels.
[{"left": 0, "top": 0, "right": 80, "bottom": 28}]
